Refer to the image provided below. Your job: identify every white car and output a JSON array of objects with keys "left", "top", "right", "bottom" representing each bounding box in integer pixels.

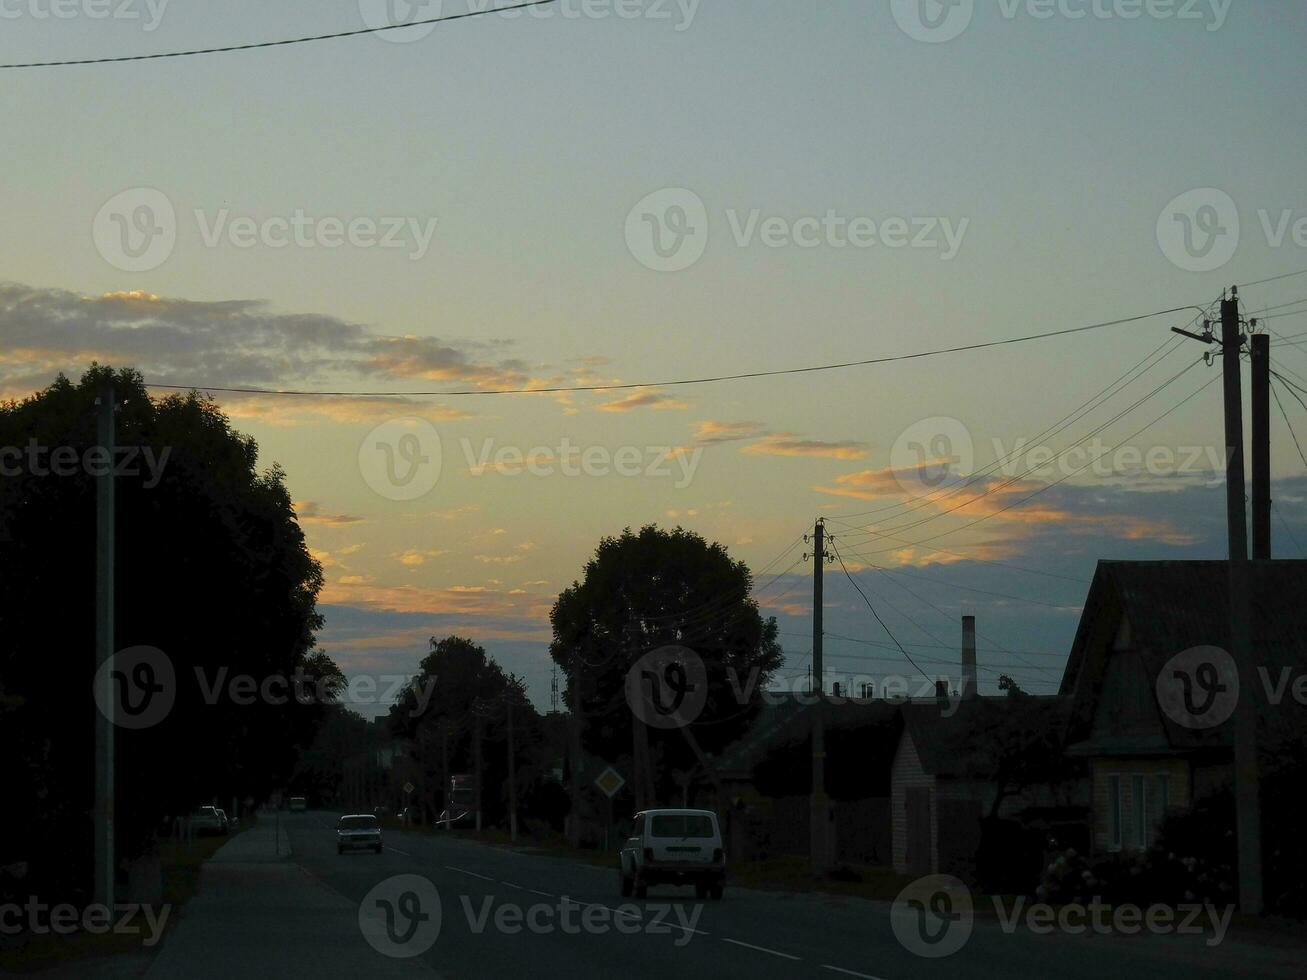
[
  {"left": 336, "top": 814, "right": 384, "bottom": 855},
  {"left": 619, "top": 808, "right": 725, "bottom": 900},
  {"left": 191, "top": 806, "right": 225, "bottom": 837}
]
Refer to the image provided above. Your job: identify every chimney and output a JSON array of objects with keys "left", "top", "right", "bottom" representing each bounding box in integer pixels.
[
  {"left": 961, "top": 614, "right": 978, "bottom": 700},
  {"left": 934, "top": 679, "right": 949, "bottom": 700}
]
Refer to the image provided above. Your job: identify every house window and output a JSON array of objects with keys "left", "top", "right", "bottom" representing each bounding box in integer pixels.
[
  {"left": 1132, "top": 775, "right": 1147, "bottom": 848},
  {"left": 1154, "top": 774, "right": 1170, "bottom": 835},
  {"left": 1108, "top": 775, "right": 1122, "bottom": 850}
]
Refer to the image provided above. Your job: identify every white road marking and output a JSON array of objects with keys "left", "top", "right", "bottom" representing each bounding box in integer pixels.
[
  {"left": 446, "top": 865, "right": 495, "bottom": 882},
  {"left": 528, "top": 889, "right": 554, "bottom": 898},
  {"left": 503, "top": 881, "right": 524, "bottom": 890},
  {"left": 721, "top": 938, "right": 800, "bottom": 961},
  {"left": 387, "top": 846, "right": 411, "bottom": 856},
  {"left": 822, "top": 967, "right": 887, "bottom": 980}
]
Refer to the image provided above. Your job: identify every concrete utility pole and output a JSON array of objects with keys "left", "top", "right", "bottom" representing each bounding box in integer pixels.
[
  {"left": 94, "top": 382, "right": 115, "bottom": 909},
  {"left": 809, "top": 518, "right": 830, "bottom": 875},
  {"left": 567, "top": 649, "right": 582, "bottom": 846},
  {"left": 1219, "top": 290, "right": 1263, "bottom": 915},
  {"left": 506, "top": 684, "right": 519, "bottom": 843},
  {"left": 440, "top": 722, "right": 449, "bottom": 828},
  {"left": 1251, "top": 331, "right": 1272, "bottom": 560},
  {"left": 473, "top": 711, "right": 483, "bottom": 832}
]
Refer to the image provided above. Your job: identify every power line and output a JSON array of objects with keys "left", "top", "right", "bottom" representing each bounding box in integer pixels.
[
  {"left": 0, "top": 1, "right": 558, "bottom": 70},
  {"left": 846, "top": 364, "right": 1221, "bottom": 558},
  {"left": 1239, "top": 268, "right": 1307, "bottom": 289},
  {"left": 827, "top": 539, "right": 933, "bottom": 686},
  {"left": 142, "top": 305, "right": 1206, "bottom": 398},
  {"left": 1270, "top": 377, "right": 1307, "bottom": 471}
]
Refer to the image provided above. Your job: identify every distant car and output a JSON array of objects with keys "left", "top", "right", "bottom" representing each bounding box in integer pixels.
[
  {"left": 214, "top": 808, "right": 230, "bottom": 833},
  {"left": 337, "top": 814, "right": 383, "bottom": 855},
  {"left": 191, "top": 806, "right": 225, "bottom": 837},
  {"left": 288, "top": 796, "right": 307, "bottom": 812},
  {"left": 620, "top": 808, "right": 725, "bottom": 900}
]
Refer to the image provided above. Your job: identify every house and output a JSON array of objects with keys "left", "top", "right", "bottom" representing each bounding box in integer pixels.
[
  {"left": 1058, "top": 560, "right": 1307, "bottom": 856},
  {"left": 889, "top": 694, "right": 1077, "bottom": 879},
  {"left": 713, "top": 692, "right": 901, "bottom": 864}
]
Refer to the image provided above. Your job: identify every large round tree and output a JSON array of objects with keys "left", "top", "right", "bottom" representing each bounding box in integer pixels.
[{"left": 549, "top": 525, "right": 783, "bottom": 807}]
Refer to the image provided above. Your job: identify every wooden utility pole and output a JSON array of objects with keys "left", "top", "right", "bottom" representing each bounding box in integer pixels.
[
  {"left": 1251, "top": 331, "right": 1272, "bottom": 560},
  {"left": 1220, "top": 290, "right": 1263, "bottom": 914},
  {"left": 94, "top": 383, "right": 115, "bottom": 909},
  {"left": 440, "top": 721, "right": 450, "bottom": 828},
  {"left": 809, "top": 518, "right": 830, "bottom": 875}
]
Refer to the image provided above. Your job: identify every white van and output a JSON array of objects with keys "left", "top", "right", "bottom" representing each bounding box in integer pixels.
[{"left": 619, "top": 808, "right": 725, "bottom": 900}]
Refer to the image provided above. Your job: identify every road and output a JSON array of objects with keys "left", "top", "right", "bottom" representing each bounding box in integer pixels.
[{"left": 205, "top": 811, "right": 1297, "bottom": 980}]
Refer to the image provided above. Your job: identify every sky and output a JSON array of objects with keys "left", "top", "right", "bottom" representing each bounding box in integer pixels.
[{"left": 3, "top": 1, "right": 1307, "bottom": 717}]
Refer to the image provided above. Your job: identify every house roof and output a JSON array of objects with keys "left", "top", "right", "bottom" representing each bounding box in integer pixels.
[
  {"left": 714, "top": 692, "right": 899, "bottom": 777},
  {"left": 1060, "top": 559, "right": 1307, "bottom": 752},
  {"left": 898, "top": 695, "right": 1069, "bottom": 779}
]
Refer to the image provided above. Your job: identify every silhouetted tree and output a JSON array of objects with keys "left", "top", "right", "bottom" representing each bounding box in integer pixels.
[{"left": 0, "top": 365, "right": 338, "bottom": 900}]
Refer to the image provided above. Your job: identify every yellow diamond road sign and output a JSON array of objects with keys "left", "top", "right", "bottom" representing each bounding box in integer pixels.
[{"left": 595, "top": 767, "right": 625, "bottom": 799}]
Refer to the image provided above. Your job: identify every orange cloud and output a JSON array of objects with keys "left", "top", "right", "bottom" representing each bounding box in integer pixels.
[
  {"left": 595, "top": 388, "right": 689, "bottom": 413},
  {"left": 742, "top": 434, "right": 868, "bottom": 460},
  {"left": 295, "top": 501, "right": 365, "bottom": 527}
]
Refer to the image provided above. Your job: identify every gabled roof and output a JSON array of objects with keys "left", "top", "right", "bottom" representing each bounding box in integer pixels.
[{"left": 1060, "top": 559, "right": 1307, "bottom": 752}]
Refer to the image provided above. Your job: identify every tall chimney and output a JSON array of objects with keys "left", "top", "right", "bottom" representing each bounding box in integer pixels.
[{"left": 961, "top": 614, "right": 978, "bottom": 700}]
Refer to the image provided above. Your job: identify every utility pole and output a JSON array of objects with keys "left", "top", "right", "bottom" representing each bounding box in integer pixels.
[
  {"left": 1251, "top": 331, "right": 1272, "bottom": 559},
  {"left": 94, "top": 382, "right": 115, "bottom": 909},
  {"left": 473, "top": 711, "right": 483, "bottom": 832},
  {"left": 506, "top": 683, "right": 519, "bottom": 843},
  {"left": 440, "top": 721, "right": 449, "bottom": 829},
  {"left": 1220, "top": 290, "right": 1263, "bottom": 915},
  {"left": 564, "top": 648, "right": 580, "bottom": 846},
  {"left": 808, "top": 518, "right": 830, "bottom": 875}
]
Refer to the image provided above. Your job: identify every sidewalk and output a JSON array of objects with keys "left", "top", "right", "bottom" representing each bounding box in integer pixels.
[{"left": 141, "top": 819, "right": 439, "bottom": 980}]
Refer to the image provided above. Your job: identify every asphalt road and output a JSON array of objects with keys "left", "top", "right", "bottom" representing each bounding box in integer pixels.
[{"left": 257, "top": 811, "right": 1303, "bottom": 980}]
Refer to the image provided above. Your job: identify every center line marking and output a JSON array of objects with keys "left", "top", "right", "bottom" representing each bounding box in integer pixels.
[
  {"left": 387, "top": 847, "right": 411, "bottom": 856},
  {"left": 721, "top": 938, "right": 800, "bottom": 961},
  {"left": 446, "top": 865, "right": 495, "bottom": 882},
  {"left": 528, "top": 889, "right": 553, "bottom": 898},
  {"left": 822, "top": 967, "right": 888, "bottom": 980},
  {"left": 503, "top": 881, "right": 524, "bottom": 889}
]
